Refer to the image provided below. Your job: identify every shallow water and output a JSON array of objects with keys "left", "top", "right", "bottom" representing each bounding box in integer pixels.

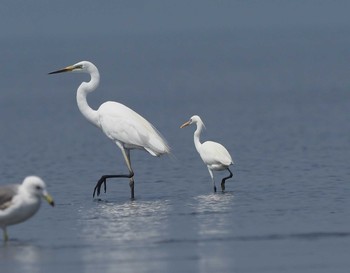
[{"left": 0, "top": 29, "right": 350, "bottom": 272}]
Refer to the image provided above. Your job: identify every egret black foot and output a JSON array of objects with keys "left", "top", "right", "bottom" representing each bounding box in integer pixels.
[
  {"left": 93, "top": 176, "right": 107, "bottom": 197},
  {"left": 220, "top": 169, "right": 232, "bottom": 193},
  {"left": 221, "top": 181, "right": 225, "bottom": 192},
  {"left": 214, "top": 186, "right": 217, "bottom": 193}
]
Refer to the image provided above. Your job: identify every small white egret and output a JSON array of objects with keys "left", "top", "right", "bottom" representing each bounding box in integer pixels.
[
  {"left": 0, "top": 176, "right": 54, "bottom": 241},
  {"left": 180, "top": 115, "right": 233, "bottom": 192},
  {"left": 49, "top": 61, "right": 170, "bottom": 199}
]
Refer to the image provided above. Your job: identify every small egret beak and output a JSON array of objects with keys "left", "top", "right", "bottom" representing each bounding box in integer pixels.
[
  {"left": 180, "top": 120, "right": 191, "bottom": 128},
  {"left": 48, "top": 65, "right": 75, "bottom": 75},
  {"left": 43, "top": 192, "right": 55, "bottom": 207}
]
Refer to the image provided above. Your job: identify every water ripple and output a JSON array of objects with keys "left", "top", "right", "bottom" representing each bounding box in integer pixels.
[{"left": 156, "top": 231, "right": 350, "bottom": 244}]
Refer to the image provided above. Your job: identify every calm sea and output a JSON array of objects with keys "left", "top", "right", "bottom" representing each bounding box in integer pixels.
[{"left": 0, "top": 28, "right": 349, "bottom": 272}]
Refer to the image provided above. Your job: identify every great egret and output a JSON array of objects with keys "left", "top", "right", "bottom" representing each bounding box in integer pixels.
[
  {"left": 0, "top": 176, "right": 54, "bottom": 241},
  {"left": 180, "top": 115, "right": 233, "bottom": 192},
  {"left": 49, "top": 61, "right": 170, "bottom": 199}
]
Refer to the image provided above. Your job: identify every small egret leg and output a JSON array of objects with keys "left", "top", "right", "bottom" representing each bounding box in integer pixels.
[
  {"left": 207, "top": 168, "right": 216, "bottom": 192},
  {"left": 123, "top": 149, "right": 135, "bottom": 199},
  {"left": 221, "top": 168, "right": 233, "bottom": 192}
]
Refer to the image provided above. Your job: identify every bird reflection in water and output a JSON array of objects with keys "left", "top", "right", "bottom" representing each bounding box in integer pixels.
[
  {"left": 193, "top": 193, "right": 235, "bottom": 237},
  {"left": 0, "top": 243, "right": 41, "bottom": 273},
  {"left": 78, "top": 199, "right": 171, "bottom": 243}
]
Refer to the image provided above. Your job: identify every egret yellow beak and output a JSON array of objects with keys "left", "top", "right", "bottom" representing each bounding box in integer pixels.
[
  {"left": 43, "top": 193, "right": 55, "bottom": 207},
  {"left": 180, "top": 121, "right": 191, "bottom": 128},
  {"left": 48, "top": 65, "right": 75, "bottom": 75}
]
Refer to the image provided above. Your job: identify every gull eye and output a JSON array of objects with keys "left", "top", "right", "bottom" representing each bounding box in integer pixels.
[{"left": 35, "top": 185, "right": 42, "bottom": 190}]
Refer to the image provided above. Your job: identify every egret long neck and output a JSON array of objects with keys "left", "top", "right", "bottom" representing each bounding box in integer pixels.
[
  {"left": 193, "top": 122, "right": 203, "bottom": 152},
  {"left": 76, "top": 70, "right": 100, "bottom": 127}
]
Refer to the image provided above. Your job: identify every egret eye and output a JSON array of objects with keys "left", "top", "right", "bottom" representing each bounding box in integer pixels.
[
  {"left": 75, "top": 64, "right": 83, "bottom": 69},
  {"left": 35, "top": 185, "right": 42, "bottom": 190}
]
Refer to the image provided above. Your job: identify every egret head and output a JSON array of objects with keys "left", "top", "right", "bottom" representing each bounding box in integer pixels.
[
  {"left": 180, "top": 115, "right": 204, "bottom": 128},
  {"left": 21, "top": 176, "right": 55, "bottom": 207},
  {"left": 49, "top": 61, "right": 97, "bottom": 75}
]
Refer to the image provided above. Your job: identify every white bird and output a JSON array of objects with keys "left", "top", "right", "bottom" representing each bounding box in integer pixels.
[
  {"left": 49, "top": 61, "right": 170, "bottom": 199},
  {"left": 180, "top": 115, "right": 233, "bottom": 192},
  {"left": 0, "top": 176, "right": 54, "bottom": 241}
]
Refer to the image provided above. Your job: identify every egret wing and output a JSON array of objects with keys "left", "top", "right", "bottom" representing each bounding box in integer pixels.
[
  {"left": 200, "top": 141, "right": 233, "bottom": 166},
  {"left": 98, "top": 102, "right": 170, "bottom": 155}
]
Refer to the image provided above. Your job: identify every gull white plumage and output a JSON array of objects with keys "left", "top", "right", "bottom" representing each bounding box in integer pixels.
[
  {"left": 49, "top": 61, "right": 170, "bottom": 199},
  {"left": 180, "top": 115, "right": 233, "bottom": 192},
  {"left": 0, "top": 176, "right": 54, "bottom": 241}
]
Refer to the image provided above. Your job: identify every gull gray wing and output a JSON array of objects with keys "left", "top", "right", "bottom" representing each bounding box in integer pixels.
[{"left": 0, "top": 184, "right": 19, "bottom": 210}]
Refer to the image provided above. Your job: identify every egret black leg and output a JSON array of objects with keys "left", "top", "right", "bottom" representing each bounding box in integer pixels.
[
  {"left": 129, "top": 178, "right": 135, "bottom": 199},
  {"left": 93, "top": 172, "right": 134, "bottom": 197},
  {"left": 93, "top": 145, "right": 136, "bottom": 199},
  {"left": 221, "top": 168, "right": 233, "bottom": 192}
]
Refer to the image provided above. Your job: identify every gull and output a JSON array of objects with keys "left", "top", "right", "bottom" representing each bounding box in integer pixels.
[{"left": 0, "top": 176, "right": 54, "bottom": 241}]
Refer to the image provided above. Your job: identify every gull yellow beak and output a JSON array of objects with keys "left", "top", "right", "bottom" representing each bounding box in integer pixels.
[
  {"left": 180, "top": 120, "right": 191, "bottom": 128},
  {"left": 43, "top": 193, "right": 55, "bottom": 207},
  {"left": 48, "top": 65, "right": 75, "bottom": 75}
]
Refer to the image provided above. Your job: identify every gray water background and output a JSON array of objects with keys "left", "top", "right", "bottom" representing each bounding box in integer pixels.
[{"left": 0, "top": 12, "right": 350, "bottom": 273}]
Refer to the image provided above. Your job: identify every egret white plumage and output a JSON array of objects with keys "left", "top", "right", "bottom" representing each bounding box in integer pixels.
[
  {"left": 0, "top": 176, "right": 54, "bottom": 241},
  {"left": 49, "top": 61, "right": 170, "bottom": 199},
  {"left": 180, "top": 115, "right": 233, "bottom": 192}
]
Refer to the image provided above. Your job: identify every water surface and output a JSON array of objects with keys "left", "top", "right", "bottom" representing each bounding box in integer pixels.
[{"left": 0, "top": 28, "right": 349, "bottom": 273}]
